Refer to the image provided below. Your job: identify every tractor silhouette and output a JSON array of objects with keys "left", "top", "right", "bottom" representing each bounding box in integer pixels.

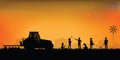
[{"left": 20, "top": 32, "right": 54, "bottom": 50}]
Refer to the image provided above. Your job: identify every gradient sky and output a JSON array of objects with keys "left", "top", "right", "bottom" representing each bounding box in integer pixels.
[{"left": 0, "top": 1, "right": 120, "bottom": 49}]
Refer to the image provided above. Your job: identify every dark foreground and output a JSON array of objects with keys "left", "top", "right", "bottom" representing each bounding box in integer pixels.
[{"left": 0, "top": 48, "right": 120, "bottom": 59}]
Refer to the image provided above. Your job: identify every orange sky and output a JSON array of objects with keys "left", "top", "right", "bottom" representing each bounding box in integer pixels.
[{"left": 0, "top": 1, "right": 120, "bottom": 49}]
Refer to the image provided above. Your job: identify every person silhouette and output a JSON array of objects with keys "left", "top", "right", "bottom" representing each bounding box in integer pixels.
[
  {"left": 20, "top": 41, "right": 23, "bottom": 46},
  {"left": 104, "top": 37, "right": 108, "bottom": 49},
  {"left": 83, "top": 43, "right": 88, "bottom": 49},
  {"left": 68, "top": 38, "right": 72, "bottom": 49},
  {"left": 90, "top": 38, "right": 94, "bottom": 49},
  {"left": 78, "top": 37, "right": 82, "bottom": 49},
  {"left": 61, "top": 43, "right": 65, "bottom": 49}
]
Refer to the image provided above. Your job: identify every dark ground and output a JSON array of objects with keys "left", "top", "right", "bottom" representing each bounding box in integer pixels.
[{"left": 0, "top": 48, "right": 120, "bottom": 59}]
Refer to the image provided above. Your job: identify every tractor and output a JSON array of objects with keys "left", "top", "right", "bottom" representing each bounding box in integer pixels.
[{"left": 20, "top": 32, "right": 54, "bottom": 50}]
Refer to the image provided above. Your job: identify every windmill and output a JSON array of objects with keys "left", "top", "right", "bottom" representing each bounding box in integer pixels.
[{"left": 109, "top": 25, "right": 118, "bottom": 45}]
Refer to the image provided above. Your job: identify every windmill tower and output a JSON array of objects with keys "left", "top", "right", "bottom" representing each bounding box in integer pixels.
[{"left": 109, "top": 25, "right": 118, "bottom": 47}]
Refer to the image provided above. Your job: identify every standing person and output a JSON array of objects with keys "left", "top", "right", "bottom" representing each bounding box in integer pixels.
[
  {"left": 104, "top": 37, "right": 108, "bottom": 49},
  {"left": 90, "top": 38, "right": 94, "bottom": 49},
  {"left": 78, "top": 37, "right": 82, "bottom": 49},
  {"left": 68, "top": 38, "right": 72, "bottom": 49}
]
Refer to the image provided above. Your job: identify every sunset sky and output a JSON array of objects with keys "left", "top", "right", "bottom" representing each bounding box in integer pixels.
[{"left": 0, "top": 0, "right": 120, "bottom": 49}]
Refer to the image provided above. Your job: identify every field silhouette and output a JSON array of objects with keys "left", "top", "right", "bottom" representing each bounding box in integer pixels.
[
  {"left": 0, "top": 48, "right": 120, "bottom": 59},
  {"left": 0, "top": 32, "right": 119, "bottom": 59}
]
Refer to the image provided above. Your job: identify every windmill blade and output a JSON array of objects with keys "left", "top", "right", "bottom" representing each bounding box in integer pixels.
[
  {"left": 115, "top": 28, "right": 118, "bottom": 30},
  {"left": 109, "top": 29, "right": 111, "bottom": 30},
  {"left": 114, "top": 26, "right": 117, "bottom": 28},
  {"left": 110, "top": 26, "right": 112, "bottom": 28},
  {"left": 115, "top": 31, "right": 117, "bottom": 33},
  {"left": 113, "top": 25, "right": 115, "bottom": 28},
  {"left": 110, "top": 31, "right": 113, "bottom": 33}
]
